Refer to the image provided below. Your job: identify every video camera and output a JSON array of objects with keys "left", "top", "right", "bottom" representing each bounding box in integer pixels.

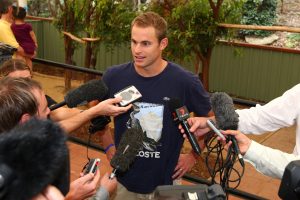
[
  {"left": 278, "top": 160, "right": 300, "bottom": 199},
  {"left": 154, "top": 184, "right": 226, "bottom": 200}
]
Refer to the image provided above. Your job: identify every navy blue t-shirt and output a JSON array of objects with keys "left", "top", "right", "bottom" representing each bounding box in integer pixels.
[{"left": 103, "top": 61, "right": 211, "bottom": 193}]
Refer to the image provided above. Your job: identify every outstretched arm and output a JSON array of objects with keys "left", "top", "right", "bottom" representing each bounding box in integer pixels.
[
  {"left": 222, "top": 130, "right": 300, "bottom": 179},
  {"left": 57, "top": 97, "right": 131, "bottom": 133}
]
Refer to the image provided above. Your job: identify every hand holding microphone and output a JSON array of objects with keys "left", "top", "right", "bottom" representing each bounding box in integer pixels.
[
  {"left": 220, "top": 130, "right": 252, "bottom": 156},
  {"left": 168, "top": 98, "right": 201, "bottom": 155},
  {"left": 50, "top": 79, "right": 108, "bottom": 111},
  {"left": 210, "top": 92, "right": 244, "bottom": 166}
]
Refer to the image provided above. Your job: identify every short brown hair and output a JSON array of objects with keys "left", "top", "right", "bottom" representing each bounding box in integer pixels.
[
  {"left": 0, "top": 59, "right": 32, "bottom": 77},
  {"left": 0, "top": 77, "right": 42, "bottom": 133},
  {"left": 0, "top": 0, "right": 13, "bottom": 15},
  {"left": 131, "top": 11, "right": 167, "bottom": 42}
]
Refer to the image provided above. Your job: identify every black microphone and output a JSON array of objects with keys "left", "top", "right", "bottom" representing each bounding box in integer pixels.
[
  {"left": 168, "top": 98, "right": 201, "bottom": 155},
  {"left": 0, "top": 118, "right": 70, "bottom": 200},
  {"left": 109, "top": 121, "right": 144, "bottom": 179},
  {"left": 50, "top": 79, "right": 108, "bottom": 111},
  {"left": 210, "top": 92, "right": 244, "bottom": 166}
]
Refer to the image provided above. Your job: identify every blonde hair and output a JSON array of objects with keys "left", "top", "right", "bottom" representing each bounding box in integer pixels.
[
  {"left": 131, "top": 11, "right": 167, "bottom": 42},
  {"left": 0, "top": 59, "right": 32, "bottom": 77}
]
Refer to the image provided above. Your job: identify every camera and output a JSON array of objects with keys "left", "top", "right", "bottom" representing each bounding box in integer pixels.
[
  {"left": 83, "top": 158, "right": 101, "bottom": 175},
  {"left": 114, "top": 85, "right": 142, "bottom": 106},
  {"left": 154, "top": 184, "right": 226, "bottom": 200}
]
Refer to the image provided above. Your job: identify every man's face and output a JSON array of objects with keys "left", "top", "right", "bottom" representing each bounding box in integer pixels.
[
  {"left": 8, "top": 70, "right": 32, "bottom": 78},
  {"left": 131, "top": 25, "right": 167, "bottom": 73},
  {"left": 31, "top": 88, "right": 50, "bottom": 119}
]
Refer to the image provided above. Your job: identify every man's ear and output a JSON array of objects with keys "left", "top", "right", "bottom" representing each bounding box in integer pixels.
[
  {"left": 160, "top": 38, "right": 168, "bottom": 50},
  {"left": 20, "top": 113, "right": 31, "bottom": 124}
]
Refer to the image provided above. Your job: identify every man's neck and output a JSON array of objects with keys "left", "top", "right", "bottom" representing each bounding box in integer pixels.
[
  {"left": 1, "top": 13, "right": 13, "bottom": 23},
  {"left": 134, "top": 59, "right": 168, "bottom": 77}
]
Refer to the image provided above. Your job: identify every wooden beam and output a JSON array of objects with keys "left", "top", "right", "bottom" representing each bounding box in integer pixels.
[{"left": 218, "top": 23, "right": 300, "bottom": 33}]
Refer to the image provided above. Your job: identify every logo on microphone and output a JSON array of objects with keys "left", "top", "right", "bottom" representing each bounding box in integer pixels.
[{"left": 175, "top": 106, "right": 190, "bottom": 121}]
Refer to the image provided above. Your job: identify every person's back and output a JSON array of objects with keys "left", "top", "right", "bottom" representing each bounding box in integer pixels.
[
  {"left": 0, "top": 0, "right": 27, "bottom": 63},
  {"left": 0, "top": 0, "right": 18, "bottom": 48},
  {"left": 11, "top": 6, "right": 37, "bottom": 69}
]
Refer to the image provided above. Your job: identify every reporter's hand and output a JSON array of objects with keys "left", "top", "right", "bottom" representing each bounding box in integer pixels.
[
  {"left": 100, "top": 172, "right": 117, "bottom": 194},
  {"left": 65, "top": 170, "right": 101, "bottom": 200},
  {"left": 221, "top": 130, "right": 252, "bottom": 155},
  {"left": 179, "top": 117, "right": 211, "bottom": 138},
  {"left": 94, "top": 97, "right": 132, "bottom": 117},
  {"left": 172, "top": 153, "right": 197, "bottom": 179},
  {"left": 31, "top": 185, "right": 64, "bottom": 200}
]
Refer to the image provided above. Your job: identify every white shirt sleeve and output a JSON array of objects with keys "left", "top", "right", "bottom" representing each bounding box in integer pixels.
[
  {"left": 244, "top": 140, "right": 300, "bottom": 179},
  {"left": 237, "top": 84, "right": 300, "bottom": 135}
]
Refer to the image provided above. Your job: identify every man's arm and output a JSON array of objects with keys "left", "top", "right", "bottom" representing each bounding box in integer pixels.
[
  {"left": 57, "top": 98, "right": 131, "bottom": 133},
  {"left": 222, "top": 130, "right": 300, "bottom": 179},
  {"left": 50, "top": 107, "right": 81, "bottom": 122},
  {"left": 98, "top": 125, "right": 116, "bottom": 161},
  {"left": 173, "top": 111, "right": 214, "bottom": 179},
  {"left": 237, "top": 84, "right": 300, "bottom": 134}
]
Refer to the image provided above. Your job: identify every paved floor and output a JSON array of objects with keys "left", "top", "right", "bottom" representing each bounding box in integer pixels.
[{"left": 69, "top": 125, "right": 296, "bottom": 200}]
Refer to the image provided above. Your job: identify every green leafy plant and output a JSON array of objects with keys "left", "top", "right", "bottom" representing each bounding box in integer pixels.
[
  {"left": 148, "top": 0, "right": 244, "bottom": 89},
  {"left": 240, "top": 0, "right": 277, "bottom": 37},
  {"left": 286, "top": 33, "right": 300, "bottom": 48}
]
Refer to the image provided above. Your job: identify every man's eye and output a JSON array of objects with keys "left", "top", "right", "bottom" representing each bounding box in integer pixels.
[{"left": 142, "top": 42, "right": 150, "bottom": 46}]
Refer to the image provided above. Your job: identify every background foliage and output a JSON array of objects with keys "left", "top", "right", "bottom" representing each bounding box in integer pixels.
[{"left": 240, "top": 0, "right": 278, "bottom": 37}]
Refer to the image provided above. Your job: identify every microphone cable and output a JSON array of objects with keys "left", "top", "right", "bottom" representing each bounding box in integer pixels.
[
  {"left": 81, "top": 115, "right": 111, "bottom": 173},
  {"left": 81, "top": 131, "right": 93, "bottom": 173},
  {"left": 204, "top": 132, "right": 245, "bottom": 196}
]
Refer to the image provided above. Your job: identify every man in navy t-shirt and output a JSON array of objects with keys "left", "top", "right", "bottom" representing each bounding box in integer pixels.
[{"left": 103, "top": 11, "right": 211, "bottom": 199}]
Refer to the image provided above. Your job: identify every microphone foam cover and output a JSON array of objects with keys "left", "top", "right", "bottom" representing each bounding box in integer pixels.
[
  {"left": 65, "top": 79, "right": 108, "bottom": 108},
  {"left": 0, "top": 118, "right": 70, "bottom": 200},
  {"left": 168, "top": 98, "right": 182, "bottom": 112},
  {"left": 110, "top": 124, "right": 144, "bottom": 172},
  {"left": 210, "top": 92, "right": 239, "bottom": 130}
]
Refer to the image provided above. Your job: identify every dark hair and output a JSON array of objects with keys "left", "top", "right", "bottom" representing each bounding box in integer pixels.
[
  {"left": 0, "top": 0, "right": 13, "bottom": 15},
  {"left": 131, "top": 11, "right": 167, "bottom": 42},
  {"left": 12, "top": 6, "right": 26, "bottom": 19},
  {"left": 0, "top": 59, "right": 32, "bottom": 77},
  {"left": 0, "top": 77, "right": 42, "bottom": 133}
]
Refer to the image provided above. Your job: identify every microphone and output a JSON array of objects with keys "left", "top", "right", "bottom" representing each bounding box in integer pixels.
[
  {"left": 168, "top": 98, "right": 201, "bottom": 155},
  {"left": 210, "top": 92, "right": 244, "bottom": 166},
  {"left": 50, "top": 79, "right": 108, "bottom": 111},
  {"left": 109, "top": 121, "right": 144, "bottom": 179},
  {"left": 0, "top": 118, "right": 70, "bottom": 200}
]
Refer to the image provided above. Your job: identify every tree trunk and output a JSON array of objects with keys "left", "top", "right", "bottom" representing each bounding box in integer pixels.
[
  {"left": 64, "top": 37, "right": 73, "bottom": 90},
  {"left": 201, "top": 58, "right": 209, "bottom": 91},
  {"left": 194, "top": 48, "right": 211, "bottom": 91},
  {"left": 84, "top": 42, "right": 92, "bottom": 69}
]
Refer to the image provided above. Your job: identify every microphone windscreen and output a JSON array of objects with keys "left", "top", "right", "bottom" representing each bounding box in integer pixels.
[
  {"left": 210, "top": 92, "right": 239, "bottom": 130},
  {"left": 0, "top": 118, "right": 70, "bottom": 200},
  {"left": 65, "top": 79, "right": 108, "bottom": 108},
  {"left": 168, "top": 98, "right": 182, "bottom": 112},
  {"left": 110, "top": 124, "right": 144, "bottom": 172}
]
